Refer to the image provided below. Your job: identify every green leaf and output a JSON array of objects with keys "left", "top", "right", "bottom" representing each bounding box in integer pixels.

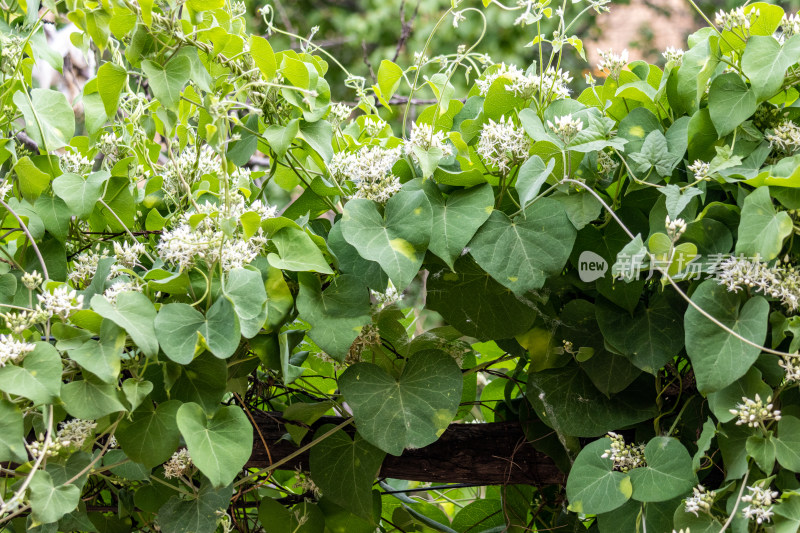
[
  {"left": 628, "top": 437, "right": 696, "bottom": 502},
  {"left": 0, "top": 342, "right": 62, "bottom": 405},
  {"left": 309, "top": 427, "right": 386, "bottom": 520},
  {"left": 96, "top": 62, "right": 127, "bottom": 117},
  {"left": 0, "top": 400, "right": 25, "bottom": 463},
  {"left": 468, "top": 198, "right": 576, "bottom": 296},
  {"left": 708, "top": 73, "right": 757, "bottom": 137},
  {"left": 122, "top": 378, "right": 153, "bottom": 412},
  {"left": 176, "top": 402, "right": 253, "bottom": 488},
  {"left": 672, "top": 502, "right": 724, "bottom": 533},
  {"left": 13, "top": 88, "right": 75, "bottom": 151},
  {"left": 551, "top": 191, "right": 603, "bottom": 230},
  {"left": 684, "top": 280, "right": 769, "bottom": 393},
  {"left": 53, "top": 171, "right": 110, "bottom": 218},
  {"left": 339, "top": 350, "right": 463, "bottom": 456},
  {"left": 13, "top": 157, "right": 50, "bottom": 202},
  {"left": 628, "top": 130, "right": 679, "bottom": 177},
  {"left": 169, "top": 352, "right": 228, "bottom": 412},
  {"left": 157, "top": 479, "right": 231, "bottom": 533},
  {"left": 566, "top": 439, "right": 632, "bottom": 514},
  {"left": 746, "top": 434, "right": 776, "bottom": 472},
  {"left": 707, "top": 367, "right": 772, "bottom": 423},
  {"left": 141, "top": 56, "right": 191, "bottom": 110},
  {"left": 29, "top": 471, "right": 81, "bottom": 525},
  {"left": 595, "top": 295, "right": 684, "bottom": 374},
  {"left": 742, "top": 35, "right": 800, "bottom": 102},
  {"left": 776, "top": 416, "right": 800, "bottom": 471},
  {"left": 117, "top": 400, "right": 182, "bottom": 469},
  {"left": 34, "top": 193, "right": 71, "bottom": 242},
  {"left": 66, "top": 320, "right": 125, "bottom": 384},
  {"left": 296, "top": 273, "right": 371, "bottom": 361},
  {"left": 735, "top": 186, "right": 793, "bottom": 261},
  {"left": 451, "top": 500, "right": 505, "bottom": 532},
  {"left": 427, "top": 256, "right": 538, "bottom": 340},
  {"left": 660, "top": 184, "right": 703, "bottom": 221},
  {"left": 223, "top": 267, "right": 268, "bottom": 338},
  {"left": 422, "top": 182, "right": 494, "bottom": 270},
  {"left": 62, "top": 373, "right": 127, "bottom": 419},
  {"left": 377, "top": 60, "right": 404, "bottom": 102},
  {"left": 155, "top": 298, "right": 241, "bottom": 364},
  {"left": 516, "top": 155, "right": 555, "bottom": 209},
  {"left": 526, "top": 366, "right": 657, "bottom": 437},
  {"left": 328, "top": 223, "right": 388, "bottom": 290},
  {"left": 267, "top": 226, "right": 333, "bottom": 274},
  {"left": 774, "top": 492, "right": 800, "bottom": 533},
  {"left": 341, "top": 187, "right": 432, "bottom": 290},
  {"left": 249, "top": 35, "right": 276, "bottom": 80},
  {"left": 91, "top": 292, "right": 159, "bottom": 358}
]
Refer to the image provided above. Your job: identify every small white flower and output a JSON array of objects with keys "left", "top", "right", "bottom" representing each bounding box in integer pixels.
[
  {"left": 59, "top": 150, "right": 94, "bottom": 175},
  {"left": 103, "top": 280, "right": 142, "bottom": 304},
  {"left": 452, "top": 10, "right": 466, "bottom": 27},
  {"left": 546, "top": 114, "right": 584, "bottom": 144},
  {"left": 684, "top": 485, "right": 715, "bottom": 517},
  {"left": 329, "top": 146, "right": 403, "bottom": 203},
  {"left": 766, "top": 121, "right": 800, "bottom": 155},
  {"left": 779, "top": 354, "right": 800, "bottom": 382},
  {"left": 329, "top": 102, "right": 352, "bottom": 127},
  {"left": 161, "top": 144, "right": 220, "bottom": 199},
  {"left": 782, "top": 13, "right": 800, "bottom": 37},
  {"left": 371, "top": 281, "right": 402, "bottom": 309},
  {"left": 741, "top": 483, "right": 779, "bottom": 525},
  {"left": 665, "top": 215, "right": 687, "bottom": 241},
  {"left": 21, "top": 270, "right": 42, "bottom": 290},
  {"left": 113, "top": 241, "right": 145, "bottom": 269},
  {"left": 716, "top": 7, "right": 759, "bottom": 33},
  {"left": 688, "top": 159, "right": 711, "bottom": 181},
  {"left": 69, "top": 248, "right": 109, "bottom": 287},
  {"left": 600, "top": 432, "right": 646, "bottom": 472},
  {"left": 729, "top": 394, "right": 781, "bottom": 428}
]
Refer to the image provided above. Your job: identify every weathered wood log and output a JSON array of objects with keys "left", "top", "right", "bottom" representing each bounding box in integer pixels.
[{"left": 246, "top": 412, "right": 566, "bottom": 486}]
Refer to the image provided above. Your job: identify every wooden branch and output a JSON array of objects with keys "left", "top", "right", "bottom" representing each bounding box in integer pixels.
[{"left": 247, "top": 412, "right": 566, "bottom": 486}]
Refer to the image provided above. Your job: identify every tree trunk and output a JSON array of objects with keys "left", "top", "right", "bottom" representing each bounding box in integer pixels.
[{"left": 246, "top": 412, "right": 566, "bottom": 486}]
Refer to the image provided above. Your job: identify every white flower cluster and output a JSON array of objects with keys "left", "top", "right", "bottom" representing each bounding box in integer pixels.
[
  {"left": 781, "top": 13, "right": 800, "bottom": 38},
  {"left": 161, "top": 145, "right": 220, "bottom": 198},
  {"left": 69, "top": 248, "right": 109, "bottom": 287},
  {"left": 364, "top": 117, "right": 388, "bottom": 137},
  {"left": 329, "top": 103, "right": 352, "bottom": 128},
  {"left": 684, "top": 485, "right": 715, "bottom": 517},
  {"left": 547, "top": 114, "right": 583, "bottom": 144},
  {"left": 477, "top": 116, "right": 531, "bottom": 175},
  {"left": 717, "top": 256, "right": 800, "bottom": 311},
  {"left": 601, "top": 432, "right": 646, "bottom": 473},
  {"left": 60, "top": 150, "right": 94, "bottom": 175},
  {"left": 113, "top": 241, "right": 146, "bottom": 270},
  {"left": 766, "top": 121, "right": 800, "bottom": 155},
  {"left": 58, "top": 419, "right": 97, "bottom": 448},
  {"left": 371, "top": 281, "right": 402, "bottom": 310},
  {"left": 477, "top": 63, "right": 572, "bottom": 103},
  {"left": 103, "top": 279, "right": 142, "bottom": 304},
  {"left": 597, "top": 49, "right": 628, "bottom": 80},
  {"left": 329, "top": 146, "right": 403, "bottom": 203},
  {"left": 688, "top": 159, "right": 711, "bottom": 181},
  {"left": 715, "top": 7, "right": 759, "bottom": 33},
  {"left": 164, "top": 448, "right": 192, "bottom": 478},
  {"left": 3, "top": 308, "right": 47, "bottom": 335},
  {"left": 98, "top": 132, "right": 122, "bottom": 163},
  {"left": 0, "top": 334, "right": 35, "bottom": 366},
  {"left": 730, "top": 394, "right": 781, "bottom": 428},
  {"left": 0, "top": 33, "right": 24, "bottom": 76},
  {"left": 779, "top": 355, "right": 800, "bottom": 382},
  {"left": 742, "top": 484, "right": 779, "bottom": 525},
  {"left": 405, "top": 123, "right": 453, "bottom": 162},
  {"left": 662, "top": 47, "right": 685, "bottom": 66},
  {"left": 665, "top": 215, "right": 687, "bottom": 242},
  {"left": 21, "top": 270, "right": 42, "bottom": 290},
  {"left": 37, "top": 286, "right": 84, "bottom": 320},
  {"left": 158, "top": 218, "right": 267, "bottom": 272}
]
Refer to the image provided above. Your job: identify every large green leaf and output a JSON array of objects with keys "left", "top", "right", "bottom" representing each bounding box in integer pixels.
[
  {"left": 13, "top": 157, "right": 50, "bottom": 203},
  {"left": 96, "top": 62, "right": 128, "bottom": 117},
  {"left": 684, "top": 280, "right": 769, "bottom": 393},
  {"left": 29, "top": 471, "right": 81, "bottom": 525},
  {"left": 267, "top": 226, "right": 333, "bottom": 274},
  {"left": 515, "top": 155, "right": 555, "bottom": 209},
  {"left": 157, "top": 480, "right": 231, "bottom": 533},
  {"left": 707, "top": 367, "right": 772, "bottom": 423},
  {"left": 422, "top": 182, "right": 494, "bottom": 270},
  {"left": 628, "top": 437, "right": 696, "bottom": 502},
  {"left": 309, "top": 427, "right": 385, "bottom": 521},
  {"left": 427, "top": 256, "right": 537, "bottom": 340},
  {"left": 0, "top": 400, "right": 25, "bottom": 463},
  {"left": 66, "top": 320, "right": 125, "bottom": 383},
  {"left": 91, "top": 292, "right": 159, "bottom": 358},
  {"left": 526, "top": 365, "right": 657, "bottom": 437},
  {"left": 176, "top": 403, "right": 252, "bottom": 488},
  {"left": 328, "top": 223, "right": 388, "bottom": 290},
  {"left": 776, "top": 415, "right": 800, "bottom": 471},
  {"left": 13, "top": 88, "right": 75, "bottom": 151},
  {"left": 741, "top": 35, "right": 800, "bottom": 101},
  {"left": 0, "top": 342, "right": 62, "bottom": 405},
  {"left": 339, "top": 350, "right": 463, "bottom": 456},
  {"left": 468, "top": 198, "right": 576, "bottom": 296},
  {"left": 169, "top": 352, "right": 228, "bottom": 412},
  {"left": 117, "top": 400, "right": 182, "bottom": 469},
  {"left": 223, "top": 267, "right": 268, "bottom": 339},
  {"left": 735, "top": 186, "right": 793, "bottom": 261},
  {"left": 595, "top": 295, "right": 684, "bottom": 374},
  {"left": 708, "top": 72, "right": 757, "bottom": 137},
  {"left": 62, "top": 373, "right": 127, "bottom": 419},
  {"left": 296, "top": 273, "right": 371, "bottom": 361},
  {"left": 340, "top": 187, "right": 432, "bottom": 290},
  {"left": 34, "top": 193, "right": 71, "bottom": 242},
  {"left": 672, "top": 502, "right": 724, "bottom": 533},
  {"left": 52, "top": 171, "right": 110, "bottom": 218},
  {"left": 566, "top": 439, "right": 632, "bottom": 515},
  {"left": 141, "top": 56, "right": 191, "bottom": 110},
  {"left": 154, "top": 298, "right": 241, "bottom": 364}
]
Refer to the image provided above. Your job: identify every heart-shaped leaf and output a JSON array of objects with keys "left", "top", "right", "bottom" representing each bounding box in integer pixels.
[
  {"left": 117, "top": 400, "right": 182, "bottom": 469},
  {"left": 341, "top": 187, "right": 432, "bottom": 290},
  {"left": 267, "top": 226, "right": 333, "bottom": 274},
  {"left": 157, "top": 479, "right": 231, "bottom": 533},
  {"left": 469, "top": 197, "right": 576, "bottom": 296},
  {"left": 29, "top": 470, "right": 81, "bottom": 525},
  {"left": 736, "top": 186, "right": 793, "bottom": 261},
  {"left": 62, "top": 372, "right": 127, "bottom": 419},
  {"left": 309, "top": 426, "right": 385, "bottom": 520},
  {"left": 223, "top": 267, "right": 268, "bottom": 338},
  {"left": 13, "top": 88, "right": 75, "bottom": 151},
  {"left": 0, "top": 342, "right": 62, "bottom": 405},
  {"left": 92, "top": 292, "right": 159, "bottom": 358},
  {"left": 566, "top": 439, "right": 632, "bottom": 515},
  {"left": 629, "top": 437, "right": 696, "bottom": 502},
  {"left": 339, "top": 350, "right": 462, "bottom": 456},
  {"left": 685, "top": 280, "right": 769, "bottom": 393},
  {"left": 141, "top": 56, "right": 191, "bottom": 110},
  {"left": 155, "top": 298, "right": 241, "bottom": 364},
  {"left": 176, "top": 403, "right": 253, "bottom": 488},
  {"left": 0, "top": 399, "right": 25, "bottom": 463}
]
